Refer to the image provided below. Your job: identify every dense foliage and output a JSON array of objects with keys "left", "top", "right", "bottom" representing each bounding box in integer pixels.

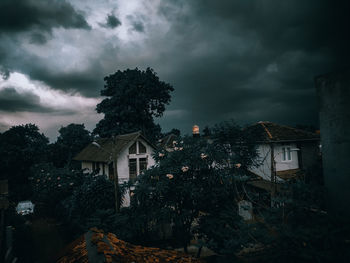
[
  {"left": 0, "top": 124, "right": 49, "bottom": 200},
  {"left": 31, "top": 163, "right": 86, "bottom": 213},
  {"left": 130, "top": 121, "right": 259, "bottom": 252},
  {"left": 94, "top": 68, "right": 174, "bottom": 141},
  {"left": 49, "top": 123, "right": 92, "bottom": 168}
]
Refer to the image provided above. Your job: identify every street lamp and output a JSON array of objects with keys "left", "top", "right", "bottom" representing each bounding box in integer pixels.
[{"left": 92, "top": 137, "right": 120, "bottom": 212}]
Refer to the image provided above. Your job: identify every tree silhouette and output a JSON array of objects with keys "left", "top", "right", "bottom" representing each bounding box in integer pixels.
[{"left": 94, "top": 68, "right": 174, "bottom": 141}]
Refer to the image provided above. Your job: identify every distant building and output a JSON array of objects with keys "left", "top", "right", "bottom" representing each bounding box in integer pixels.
[
  {"left": 245, "top": 121, "right": 320, "bottom": 183},
  {"left": 74, "top": 131, "right": 156, "bottom": 206}
]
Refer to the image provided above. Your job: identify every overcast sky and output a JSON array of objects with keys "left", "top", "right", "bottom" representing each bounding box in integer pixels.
[{"left": 0, "top": 0, "right": 348, "bottom": 140}]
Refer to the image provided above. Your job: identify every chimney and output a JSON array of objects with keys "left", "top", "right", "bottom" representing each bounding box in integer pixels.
[{"left": 192, "top": 125, "right": 200, "bottom": 138}]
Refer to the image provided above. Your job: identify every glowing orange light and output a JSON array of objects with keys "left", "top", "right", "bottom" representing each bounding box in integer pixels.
[{"left": 192, "top": 125, "right": 199, "bottom": 135}]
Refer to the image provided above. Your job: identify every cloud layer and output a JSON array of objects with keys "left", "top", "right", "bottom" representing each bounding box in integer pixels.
[{"left": 0, "top": 0, "right": 349, "bottom": 139}]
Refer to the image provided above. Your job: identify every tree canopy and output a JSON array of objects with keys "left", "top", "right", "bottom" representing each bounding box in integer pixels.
[
  {"left": 0, "top": 123, "right": 49, "bottom": 199},
  {"left": 130, "top": 122, "right": 259, "bottom": 252},
  {"left": 94, "top": 68, "right": 174, "bottom": 141},
  {"left": 49, "top": 123, "right": 92, "bottom": 168}
]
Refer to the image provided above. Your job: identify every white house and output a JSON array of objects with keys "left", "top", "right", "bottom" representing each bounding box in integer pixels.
[
  {"left": 74, "top": 131, "right": 156, "bottom": 206},
  {"left": 245, "top": 121, "right": 320, "bottom": 183}
]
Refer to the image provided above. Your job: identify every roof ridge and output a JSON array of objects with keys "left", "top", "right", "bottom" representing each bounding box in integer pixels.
[
  {"left": 260, "top": 122, "right": 273, "bottom": 139},
  {"left": 269, "top": 122, "right": 319, "bottom": 135},
  {"left": 116, "top": 130, "right": 142, "bottom": 137}
]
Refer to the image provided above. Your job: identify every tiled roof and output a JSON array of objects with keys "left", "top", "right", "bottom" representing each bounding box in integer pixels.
[
  {"left": 244, "top": 121, "right": 320, "bottom": 143},
  {"left": 73, "top": 131, "right": 154, "bottom": 162},
  {"left": 56, "top": 228, "right": 203, "bottom": 263}
]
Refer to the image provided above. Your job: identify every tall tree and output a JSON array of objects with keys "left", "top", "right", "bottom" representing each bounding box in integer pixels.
[
  {"left": 94, "top": 68, "right": 174, "bottom": 141},
  {"left": 0, "top": 124, "right": 49, "bottom": 199},
  {"left": 50, "top": 123, "right": 92, "bottom": 168}
]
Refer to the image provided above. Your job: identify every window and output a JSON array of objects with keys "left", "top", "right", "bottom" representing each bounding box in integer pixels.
[
  {"left": 139, "top": 158, "right": 148, "bottom": 173},
  {"left": 129, "top": 142, "right": 137, "bottom": 154},
  {"left": 129, "top": 141, "right": 147, "bottom": 155},
  {"left": 282, "top": 147, "right": 292, "bottom": 161},
  {"left": 128, "top": 141, "right": 149, "bottom": 183},
  {"left": 139, "top": 141, "right": 146, "bottom": 154},
  {"left": 129, "top": 158, "right": 137, "bottom": 183},
  {"left": 92, "top": 162, "right": 100, "bottom": 172},
  {"left": 108, "top": 163, "right": 114, "bottom": 180}
]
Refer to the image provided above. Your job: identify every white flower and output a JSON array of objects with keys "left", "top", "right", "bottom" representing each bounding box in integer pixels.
[
  {"left": 159, "top": 153, "right": 165, "bottom": 157},
  {"left": 172, "top": 140, "right": 177, "bottom": 145},
  {"left": 58, "top": 184, "right": 61, "bottom": 187},
  {"left": 178, "top": 147, "right": 183, "bottom": 151},
  {"left": 166, "top": 174, "right": 174, "bottom": 179},
  {"left": 130, "top": 192, "right": 135, "bottom": 197},
  {"left": 181, "top": 166, "right": 189, "bottom": 172},
  {"left": 57, "top": 177, "right": 61, "bottom": 180},
  {"left": 174, "top": 147, "right": 179, "bottom": 151},
  {"left": 200, "top": 153, "right": 208, "bottom": 159},
  {"left": 235, "top": 163, "right": 241, "bottom": 168}
]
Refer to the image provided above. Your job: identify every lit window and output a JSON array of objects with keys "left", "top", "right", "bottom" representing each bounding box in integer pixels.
[{"left": 282, "top": 147, "right": 292, "bottom": 161}]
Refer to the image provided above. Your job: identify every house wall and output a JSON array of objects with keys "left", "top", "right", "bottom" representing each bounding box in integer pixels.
[
  {"left": 82, "top": 162, "right": 108, "bottom": 177},
  {"left": 82, "top": 162, "right": 92, "bottom": 172},
  {"left": 249, "top": 144, "right": 272, "bottom": 181},
  {"left": 117, "top": 138, "right": 155, "bottom": 207},
  {"left": 80, "top": 138, "right": 155, "bottom": 207},
  {"left": 274, "top": 143, "right": 299, "bottom": 171},
  {"left": 249, "top": 143, "right": 299, "bottom": 181}
]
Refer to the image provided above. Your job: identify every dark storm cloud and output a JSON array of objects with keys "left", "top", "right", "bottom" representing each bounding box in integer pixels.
[
  {"left": 26, "top": 68, "right": 104, "bottom": 97},
  {"left": 29, "top": 32, "right": 47, "bottom": 45},
  {"left": 154, "top": 0, "right": 350, "bottom": 133},
  {"left": 0, "top": 86, "right": 78, "bottom": 115},
  {"left": 0, "top": 0, "right": 348, "bottom": 136},
  {"left": 100, "top": 14, "right": 122, "bottom": 29},
  {"left": 0, "top": 0, "right": 90, "bottom": 34},
  {"left": 0, "top": 66, "right": 10, "bottom": 80},
  {"left": 127, "top": 15, "right": 145, "bottom": 33},
  {"left": 0, "top": 87, "right": 45, "bottom": 112}
]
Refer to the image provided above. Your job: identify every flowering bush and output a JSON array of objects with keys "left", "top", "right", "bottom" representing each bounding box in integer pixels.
[
  {"left": 31, "top": 163, "right": 86, "bottom": 212},
  {"left": 132, "top": 128, "right": 258, "bottom": 252}
]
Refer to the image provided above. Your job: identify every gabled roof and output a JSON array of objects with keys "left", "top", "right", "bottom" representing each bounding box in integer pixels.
[
  {"left": 56, "top": 228, "right": 203, "bottom": 263},
  {"left": 244, "top": 121, "right": 319, "bottom": 143},
  {"left": 73, "top": 131, "right": 155, "bottom": 163}
]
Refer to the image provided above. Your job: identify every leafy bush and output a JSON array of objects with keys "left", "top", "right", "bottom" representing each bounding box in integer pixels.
[{"left": 31, "top": 163, "right": 85, "bottom": 214}]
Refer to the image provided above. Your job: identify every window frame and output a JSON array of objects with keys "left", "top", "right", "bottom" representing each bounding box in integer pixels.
[
  {"left": 128, "top": 140, "right": 149, "bottom": 183},
  {"left": 281, "top": 146, "right": 292, "bottom": 162}
]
